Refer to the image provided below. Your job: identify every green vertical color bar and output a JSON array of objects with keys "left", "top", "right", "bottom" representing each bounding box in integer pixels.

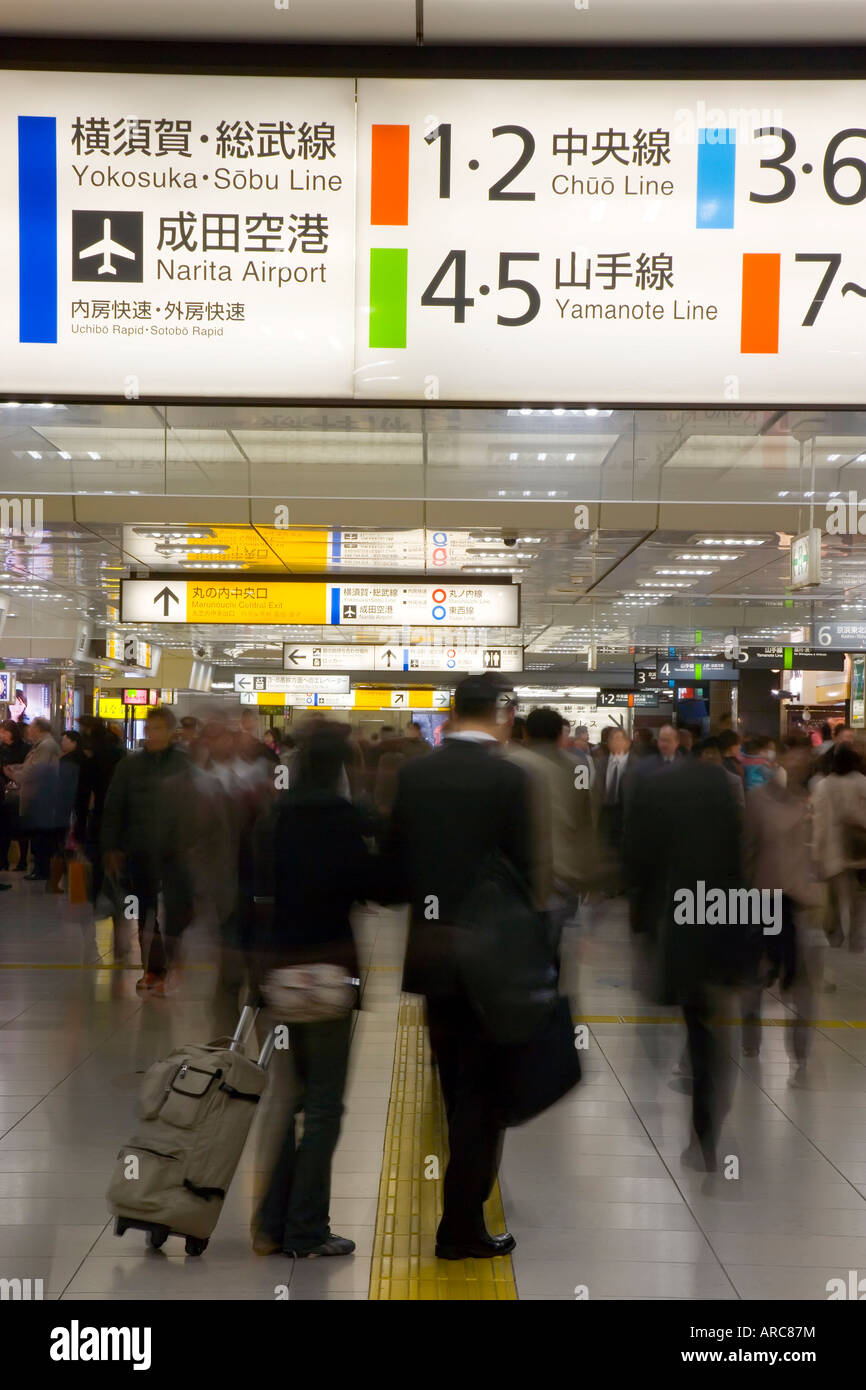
[
  {"left": 784, "top": 647, "right": 793, "bottom": 669},
  {"left": 369, "top": 247, "right": 408, "bottom": 349},
  {"left": 695, "top": 663, "right": 703, "bottom": 681},
  {"left": 695, "top": 630, "right": 702, "bottom": 643}
]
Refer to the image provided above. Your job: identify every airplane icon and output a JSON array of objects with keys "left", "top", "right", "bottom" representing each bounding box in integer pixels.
[{"left": 77, "top": 218, "right": 136, "bottom": 276}]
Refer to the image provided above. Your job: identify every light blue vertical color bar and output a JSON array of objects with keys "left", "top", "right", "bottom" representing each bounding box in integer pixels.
[
  {"left": 18, "top": 115, "right": 57, "bottom": 342},
  {"left": 696, "top": 129, "right": 736, "bottom": 229}
]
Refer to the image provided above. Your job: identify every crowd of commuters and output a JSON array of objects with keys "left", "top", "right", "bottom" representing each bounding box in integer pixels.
[{"left": 3, "top": 689, "right": 864, "bottom": 1262}]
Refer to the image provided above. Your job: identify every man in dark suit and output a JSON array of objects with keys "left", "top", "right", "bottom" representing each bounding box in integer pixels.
[
  {"left": 625, "top": 755, "right": 747, "bottom": 1171},
  {"left": 384, "top": 673, "right": 532, "bottom": 1259}
]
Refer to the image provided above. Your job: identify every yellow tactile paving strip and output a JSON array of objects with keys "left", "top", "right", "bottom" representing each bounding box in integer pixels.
[{"left": 369, "top": 996, "right": 517, "bottom": 1301}]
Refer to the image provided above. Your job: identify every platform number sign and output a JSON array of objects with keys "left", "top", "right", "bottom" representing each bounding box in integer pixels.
[{"left": 636, "top": 664, "right": 657, "bottom": 686}]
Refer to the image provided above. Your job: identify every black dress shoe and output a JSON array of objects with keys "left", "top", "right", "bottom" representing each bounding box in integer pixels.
[
  {"left": 435, "top": 1231, "right": 516, "bottom": 1260},
  {"left": 23, "top": 872, "right": 46, "bottom": 882}
]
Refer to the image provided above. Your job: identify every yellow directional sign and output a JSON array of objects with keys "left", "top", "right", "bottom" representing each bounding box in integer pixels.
[
  {"left": 245, "top": 690, "right": 452, "bottom": 710},
  {"left": 121, "top": 579, "right": 519, "bottom": 627}
]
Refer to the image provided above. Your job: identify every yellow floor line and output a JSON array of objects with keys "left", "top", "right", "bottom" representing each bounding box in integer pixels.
[{"left": 369, "top": 996, "right": 517, "bottom": 1301}]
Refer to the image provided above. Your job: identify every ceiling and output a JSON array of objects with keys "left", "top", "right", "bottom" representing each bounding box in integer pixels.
[
  {"left": 1, "top": 0, "right": 864, "bottom": 45},
  {"left": 1, "top": 402, "right": 865, "bottom": 681}
]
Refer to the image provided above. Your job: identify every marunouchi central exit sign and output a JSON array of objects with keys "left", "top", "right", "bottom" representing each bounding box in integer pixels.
[{"left": 120, "top": 578, "right": 520, "bottom": 627}]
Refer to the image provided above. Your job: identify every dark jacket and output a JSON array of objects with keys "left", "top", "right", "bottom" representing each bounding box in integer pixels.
[
  {"left": 0, "top": 736, "right": 28, "bottom": 774},
  {"left": 101, "top": 744, "right": 194, "bottom": 860},
  {"left": 75, "top": 736, "right": 125, "bottom": 839},
  {"left": 382, "top": 736, "right": 533, "bottom": 996},
  {"left": 624, "top": 757, "right": 748, "bottom": 1003},
  {"left": 253, "top": 789, "right": 370, "bottom": 978},
  {"left": 57, "top": 749, "right": 85, "bottom": 831}
]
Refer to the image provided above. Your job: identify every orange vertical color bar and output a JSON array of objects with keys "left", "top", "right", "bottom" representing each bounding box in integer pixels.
[
  {"left": 741, "top": 253, "right": 780, "bottom": 354},
  {"left": 371, "top": 124, "right": 410, "bottom": 226}
]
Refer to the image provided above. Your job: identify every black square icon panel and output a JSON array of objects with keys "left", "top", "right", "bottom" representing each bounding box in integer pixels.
[{"left": 72, "top": 210, "right": 143, "bottom": 282}]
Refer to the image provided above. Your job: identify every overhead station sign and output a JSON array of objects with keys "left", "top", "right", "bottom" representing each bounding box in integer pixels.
[
  {"left": 597, "top": 689, "right": 659, "bottom": 708},
  {"left": 10, "top": 73, "right": 866, "bottom": 405},
  {"left": 355, "top": 78, "right": 866, "bottom": 405},
  {"left": 120, "top": 578, "right": 519, "bottom": 626},
  {"left": 814, "top": 622, "right": 866, "bottom": 651},
  {"left": 240, "top": 688, "right": 452, "bottom": 710},
  {"left": 2, "top": 70, "right": 356, "bottom": 397},
  {"left": 234, "top": 672, "right": 349, "bottom": 694},
  {"left": 282, "top": 642, "right": 522, "bottom": 671},
  {"left": 661, "top": 658, "right": 739, "bottom": 681},
  {"left": 122, "top": 526, "right": 510, "bottom": 573},
  {"left": 739, "top": 645, "right": 845, "bottom": 671}
]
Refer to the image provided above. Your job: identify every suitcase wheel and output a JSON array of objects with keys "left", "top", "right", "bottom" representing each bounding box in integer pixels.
[
  {"left": 185, "top": 1236, "right": 208, "bottom": 1256},
  {"left": 114, "top": 1218, "right": 129, "bottom": 1238},
  {"left": 148, "top": 1226, "right": 170, "bottom": 1250}
]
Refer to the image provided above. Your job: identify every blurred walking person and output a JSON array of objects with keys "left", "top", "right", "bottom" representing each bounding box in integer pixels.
[
  {"left": 196, "top": 712, "right": 274, "bottom": 1038},
  {"left": 741, "top": 735, "right": 825, "bottom": 1083},
  {"left": 626, "top": 754, "right": 748, "bottom": 1172},
  {"left": 813, "top": 741, "right": 866, "bottom": 952},
  {"left": 74, "top": 717, "right": 126, "bottom": 939},
  {"left": 101, "top": 708, "right": 195, "bottom": 994},
  {"left": 3, "top": 718, "right": 60, "bottom": 882},
  {"left": 0, "top": 718, "right": 30, "bottom": 872}
]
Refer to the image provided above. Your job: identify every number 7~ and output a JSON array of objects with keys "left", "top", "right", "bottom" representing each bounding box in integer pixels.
[{"left": 795, "top": 253, "right": 841, "bottom": 326}]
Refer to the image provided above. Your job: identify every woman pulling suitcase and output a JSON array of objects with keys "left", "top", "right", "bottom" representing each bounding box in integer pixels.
[{"left": 251, "top": 726, "right": 373, "bottom": 1259}]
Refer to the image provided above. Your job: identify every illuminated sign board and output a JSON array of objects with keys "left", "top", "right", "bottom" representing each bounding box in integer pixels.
[
  {"left": 121, "top": 578, "right": 519, "bottom": 627},
  {"left": 234, "top": 673, "right": 350, "bottom": 694},
  {"left": 282, "top": 642, "right": 523, "bottom": 672}
]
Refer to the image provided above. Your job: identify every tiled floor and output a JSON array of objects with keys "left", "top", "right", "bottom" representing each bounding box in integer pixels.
[
  {"left": 0, "top": 878, "right": 405, "bottom": 1301},
  {"left": 1, "top": 878, "right": 865, "bottom": 1299},
  {"left": 506, "top": 903, "right": 866, "bottom": 1301}
]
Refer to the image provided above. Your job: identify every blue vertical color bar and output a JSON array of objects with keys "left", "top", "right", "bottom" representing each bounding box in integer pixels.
[
  {"left": 696, "top": 129, "right": 735, "bottom": 229},
  {"left": 18, "top": 116, "right": 57, "bottom": 343},
  {"left": 331, "top": 529, "right": 342, "bottom": 564},
  {"left": 330, "top": 586, "right": 340, "bottom": 625}
]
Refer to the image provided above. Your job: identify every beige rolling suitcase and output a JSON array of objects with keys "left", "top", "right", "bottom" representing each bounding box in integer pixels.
[{"left": 108, "top": 1005, "right": 273, "bottom": 1255}]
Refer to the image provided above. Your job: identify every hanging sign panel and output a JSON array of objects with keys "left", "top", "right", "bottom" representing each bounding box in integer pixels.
[
  {"left": 122, "top": 526, "right": 522, "bottom": 573},
  {"left": 234, "top": 672, "right": 350, "bottom": 693},
  {"left": 597, "top": 690, "right": 659, "bottom": 708},
  {"left": 283, "top": 642, "right": 523, "bottom": 671},
  {"left": 666, "top": 659, "right": 739, "bottom": 681},
  {"left": 241, "top": 688, "right": 452, "bottom": 710},
  {"left": 1, "top": 70, "right": 356, "bottom": 397},
  {"left": 814, "top": 622, "right": 866, "bottom": 650},
  {"left": 739, "top": 646, "right": 845, "bottom": 671},
  {"left": 11, "top": 72, "right": 866, "bottom": 404},
  {"left": 355, "top": 78, "right": 866, "bottom": 404},
  {"left": 121, "top": 578, "right": 519, "bottom": 626}
]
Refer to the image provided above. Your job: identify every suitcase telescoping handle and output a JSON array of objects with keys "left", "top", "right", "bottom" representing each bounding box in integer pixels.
[{"left": 228, "top": 1002, "right": 276, "bottom": 1070}]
